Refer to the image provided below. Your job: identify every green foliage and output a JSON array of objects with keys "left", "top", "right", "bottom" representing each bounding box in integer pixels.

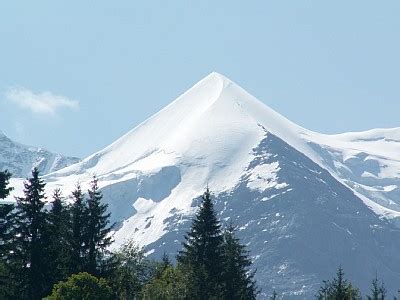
[
  {"left": 154, "top": 252, "right": 172, "bottom": 279},
  {"left": 0, "top": 203, "right": 14, "bottom": 260},
  {"left": 0, "top": 260, "right": 16, "bottom": 300},
  {"left": 108, "top": 239, "right": 156, "bottom": 300},
  {"left": 85, "top": 176, "right": 113, "bottom": 275},
  {"left": 46, "top": 189, "right": 72, "bottom": 288},
  {"left": 0, "top": 170, "right": 16, "bottom": 298},
  {"left": 44, "top": 272, "right": 113, "bottom": 300},
  {"left": 0, "top": 172, "right": 116, "bottom": 299},
  {"left": 177, "top": 187, "right": 225, "bottom": 298},
  {"left": 221, "top": 223, "right": 258, "bottom": 299},
  {"left": 366, "top": 274, "right": 386, "bottom": 300},
  {"left": 0, "top": 169, "right": 13, "bottom": 199},
  {"left": 70, "top": 183, "right": 87, "bottom": 274},
  {"left": 316, "top": 267, "right": 361, "bottom": 300},
  {"left": 141, "top": 265, "right": 189, "bottom": 299},
  {"left": 10, "top": 168, "right": 49, "bottom": 299}
]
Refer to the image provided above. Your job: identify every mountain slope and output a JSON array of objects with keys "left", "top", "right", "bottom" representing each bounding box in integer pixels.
[
  {"left": 306, "top": 129, "right": 400, "bottom": 213},
  {"left": 0, "top": 131, "right": 80, "bottom": 177},
  {"left": 145, "top": 131, "right": 400, "bottom": 297},
  {"left": 7, "top": 72, "right": 400, "bottom": 297},
  {"left": 47, "top": 72, "right": 400, "bottom": 218}
]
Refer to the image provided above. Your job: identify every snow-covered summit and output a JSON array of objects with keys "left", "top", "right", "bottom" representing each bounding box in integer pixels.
[
  {"left": 52, "top": 72, "right": 314, "bottom": 188},
  {"left": 50, "top": 72, "right": 400, "bottom": 216}
]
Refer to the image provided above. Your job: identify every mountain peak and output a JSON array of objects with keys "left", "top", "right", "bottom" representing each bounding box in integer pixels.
[
  {"left": 57, "top": 71, "right": 312, "bottom": 179},
  {"left": 186, "top": 71, "right": 235, "bottom": 104},
  {"left": 204, "top": 71, "right": 231, "bottom": 83}
]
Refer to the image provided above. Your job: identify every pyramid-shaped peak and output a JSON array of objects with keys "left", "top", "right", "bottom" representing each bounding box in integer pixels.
[
  {"left": 205, "top": 71, "right": 231, "bottom": 81},
  {"left": 195, "top": 71, "right": 234, "bottom": 90},
  {"left": 167, "top": 71, "right": 236, "bottom": 113},
  {"left": 186, "top": 71, "right": 266, "bottom": 116},
  {"left": 56, "top": 71, "right": 315, "bottom": 181}
]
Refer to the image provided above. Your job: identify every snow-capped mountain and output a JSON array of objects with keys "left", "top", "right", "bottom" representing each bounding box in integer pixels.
[
  {"left": 0, "top": 131, "right": 80, "bottom": 178},
  {"left": 7, "top": 72, "right": 400, "bottom": 298},
  {"left": 306, "top": 129, "right": 400, "bottom": 214}
]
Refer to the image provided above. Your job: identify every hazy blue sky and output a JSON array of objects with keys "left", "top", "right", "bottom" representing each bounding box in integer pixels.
[{"left": 0, "top": 1, "right": 399, "bottom": 157}]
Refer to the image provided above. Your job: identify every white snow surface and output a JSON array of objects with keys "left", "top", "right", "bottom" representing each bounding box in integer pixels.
[{"left": 246, "top": 162, "right": 288, "bottom": 192}]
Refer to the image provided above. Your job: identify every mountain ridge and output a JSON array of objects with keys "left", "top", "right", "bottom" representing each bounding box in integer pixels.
[{"left": 0, "top": 131, "right": 80, "bottom": 178}]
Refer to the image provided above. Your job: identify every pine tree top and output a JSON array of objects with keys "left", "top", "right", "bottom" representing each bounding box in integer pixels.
[
  {"left": 16, "top": 167, "right": 47, "bottom": 216},
  {"left": 50, "top": 189, "right": 63, "bottom": 213}
]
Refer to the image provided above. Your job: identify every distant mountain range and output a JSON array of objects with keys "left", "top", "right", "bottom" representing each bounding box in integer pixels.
[
  {"left": 4, "top": 73, "right": 400, "bottom": 298},
  {"left": 0, "top": 131, "right": 80, "bottom": 178}
]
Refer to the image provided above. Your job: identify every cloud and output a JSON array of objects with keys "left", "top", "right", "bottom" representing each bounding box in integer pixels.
[{"left": 5, "top": 87, "right": 79, "bottom": 116}]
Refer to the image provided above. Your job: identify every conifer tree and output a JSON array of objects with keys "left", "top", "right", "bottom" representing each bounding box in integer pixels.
[
  {"left": 0, "top": 170, "right": 15, "bottom": 299},
  {"left": 0, "top": 204, "right": 14, "bottom": 257},
  {"left": 11, "top": 168, "right": 48, "bottom": 299},
  {"left": 333, "top": 267, "right": 347, "bottom": 299},
  {"left": 221, "top": 223, "right": 258, "bottom": 300},
  {"left": 70, "top": 183, "right": 87, "bottom": 274},
  {"left": 85, "top": 176, "right": 113, "bottom": 275},
  {"left": 367, "top": 274, "right": 386, "bottom": 300},
  {"left": 0, "top": 204, "right": 14, "bottom": 281},
  {"left": 0, "top": 170, "right": 13, "bottom": 199},
  {"left": 177, "top": 187, "right": 224, "bottom": 299},
  {"left": 0, "top": 169, "right": 14, "bottom": 260},
  {"left": 46, "top": 189, "right": 71, "bottom": 287},
  {"left": 316, "top": 266, "right": 360, "bottom": 300},
  {"left": 152, "top": 252, "right": 172, "bottom": 280},
  {"left": 159, "top": 252, "right": 171, "bottom": 276}
]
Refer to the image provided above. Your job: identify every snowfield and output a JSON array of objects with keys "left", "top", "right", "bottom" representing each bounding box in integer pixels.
[{"left": 4, "top": 72, "right": 400, "bottom": 298}]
